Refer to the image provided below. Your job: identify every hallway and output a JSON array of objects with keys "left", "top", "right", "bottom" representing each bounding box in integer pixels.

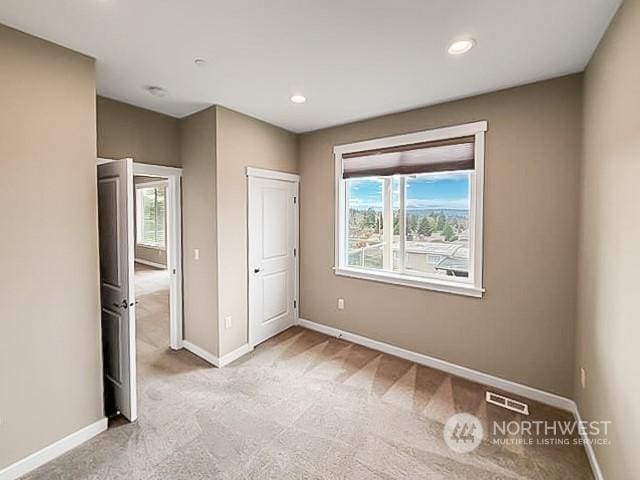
[{"left": 135, "top": 263, "right": 170, "bottom": 361}]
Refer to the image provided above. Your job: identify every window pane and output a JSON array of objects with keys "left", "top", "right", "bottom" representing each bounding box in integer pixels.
[
  {"left": 346, "top": 178, "right": 384, "bottom": 270},
  {"left": 156, "top": 188, "right": 166, "bottom": 245},
  {"left": 404, "top": 172, "right": 471, "bottom": 279},
  {"left": 392, "top": 177, "right": 401, "bottom": 271},
  {"left": 139, "top": 186, "right": 166, "bottom": 248}
]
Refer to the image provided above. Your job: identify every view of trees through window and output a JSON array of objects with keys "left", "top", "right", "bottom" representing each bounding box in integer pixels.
[
  {"left": 139, "top": 187, "right": 166, "bottom": 248},
  {"left": 347, "top": 172, "right": 471, "bottom": 279}
]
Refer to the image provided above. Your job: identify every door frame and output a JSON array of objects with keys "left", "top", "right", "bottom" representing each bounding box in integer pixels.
[
  {"left": 98, "top": 159, "right": 184, "bottom": 351},
  {"left": 246, "top": 167, "right": 300, "bottom": 348}
]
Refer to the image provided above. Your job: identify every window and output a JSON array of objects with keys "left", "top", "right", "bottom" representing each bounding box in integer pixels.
[
  {"left": 136, "top": 184, "right": 166, "bottom": 248},
  {"left": 335, "top": 122, "right": 486, "bottom": 297}
]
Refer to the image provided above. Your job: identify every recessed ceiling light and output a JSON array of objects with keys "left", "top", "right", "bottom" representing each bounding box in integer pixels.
[
  {"left": 290, "top": 94, "right": 306, "bottom": 104},
  {"left": 194, "top": 58, "right": 208, "bottom": 67},
  {"left": 448, "top": 39, "right": 476, "bottom": 55},
  {"left": 144, "top": 86, "right": 168, "bottom": 97}
]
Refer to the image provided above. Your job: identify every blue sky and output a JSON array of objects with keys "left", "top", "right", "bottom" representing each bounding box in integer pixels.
[{"left": 348, "top": 173, "right": 470, "bottom": 210}]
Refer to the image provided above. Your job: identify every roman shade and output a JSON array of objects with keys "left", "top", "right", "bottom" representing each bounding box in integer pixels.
[{"left": 341, "top": 135, "right": 475, "bottom": 179}]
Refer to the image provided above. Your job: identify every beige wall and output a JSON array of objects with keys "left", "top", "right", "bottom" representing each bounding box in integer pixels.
[
  {"left": 577, "top": 0, "right": 640, "bottom": 477},
  {"left": 215, "top": 106, "right": 298, "bottom": 356},
  {"left": 135, "top": 244, "right": 166, "bottom": 266},
  {"left": 180, "top": 107, "right": 219, "bottom": 354},
  {"left": 97, "top": 96, "right": 181, "bottom": 167},
  {"left": 299, "top": 75, "right": 583, "bottom": 397},
  {"left": 0, "top": 25, "right": 103, "bottom": 469}
]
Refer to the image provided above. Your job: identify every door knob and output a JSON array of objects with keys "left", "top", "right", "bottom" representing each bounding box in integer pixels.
[
  {"left": 254, "top": 268, "right": 261, "bottom": 273},
  {"left": 113, "top": 299, "right": 128, "bottom": 309}
]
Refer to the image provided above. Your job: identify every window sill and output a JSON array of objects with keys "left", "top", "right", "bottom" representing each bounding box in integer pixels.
[
  {"left": 334, "top": 266, "right": 484, "bottom": 298},
  {"left": 136, "top": 243, "right": 166, "bottom": 251}
]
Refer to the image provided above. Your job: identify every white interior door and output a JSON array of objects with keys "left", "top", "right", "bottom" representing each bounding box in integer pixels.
[
  {"left": 97, "top": 159, "right": 137, "bottom": 421},
  {"left": 248, "top": 172, "right": 299, "bottom": 347}
]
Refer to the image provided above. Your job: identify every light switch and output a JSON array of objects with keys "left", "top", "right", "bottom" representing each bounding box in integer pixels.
[
  {"left": 194, "top": 248, "right": 200, "bottom": 260},
  {"left": 337, "top": 298, "right": 345, "bottom": 310}
]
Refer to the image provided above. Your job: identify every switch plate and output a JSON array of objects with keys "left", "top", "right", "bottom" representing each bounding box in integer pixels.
[
  {"left": 225, "top": 316, "right": 232, "bottom": 329},
  {"left": 194, "top": 248, "right": 200, "bottom": 260},
  {"left": 337, "top": 298, "right": 345, "bottom": 310}
]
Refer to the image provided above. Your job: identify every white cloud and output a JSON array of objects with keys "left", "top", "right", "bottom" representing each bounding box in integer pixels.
[{"left": 406, "top": 172, "right": 469, "bottom": 185}]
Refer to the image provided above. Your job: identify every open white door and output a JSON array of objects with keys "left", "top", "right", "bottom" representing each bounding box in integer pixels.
[
  {"left": 97, "top": 159, "right": 137, "bottom": 421},
  {"left": 248, "top": 169, "right": 299, "bottom": 347}
]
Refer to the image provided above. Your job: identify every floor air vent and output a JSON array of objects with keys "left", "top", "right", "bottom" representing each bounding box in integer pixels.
[{"left": 485, "top": 391, "right": 529, "bottom": 415}]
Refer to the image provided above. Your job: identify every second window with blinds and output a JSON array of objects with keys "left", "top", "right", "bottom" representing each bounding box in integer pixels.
[
  {"left": 136, "top": 183, "right": 166, "bottom": 249},
  {"left": 334, "top": 121, "right": 486, "bottom": 297}
]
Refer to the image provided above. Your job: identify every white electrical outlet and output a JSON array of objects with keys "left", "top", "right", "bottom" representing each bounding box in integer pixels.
[
  {"left": 194, "top": 248, "right": 200, "bottom": 260},
  {"left": 580, "top": 367, "right": 587, "bottom": 389},
  {"left": 337, "top": 298, "right": 345, "bottom": 310},
  {"left": 225, "top": 316, "right": 232, "bottom": 329}
]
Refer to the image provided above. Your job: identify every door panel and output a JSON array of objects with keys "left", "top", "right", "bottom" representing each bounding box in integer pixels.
[
  {"left": 262, "top": 271, "right": 289, "bottom": 322},
  {"left": 101, "top": 309, "right": 122, "bottom": 383},
  {"left": 249, "top": 175, "right": 298, "bottom": 346},
  {"left": 98, "top": 178, "right": 121, "bottom": 286},
  {"left": 97, "top": 159, "right": 137, "bottom": 422},
  {"left": 262, "top": 187, "right": 289, "bottom": 259}
]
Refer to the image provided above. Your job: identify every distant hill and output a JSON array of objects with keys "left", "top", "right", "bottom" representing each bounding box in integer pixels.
[
  {"left": 349, "top": 207, "right": 469, "bottom": 218},
  {"left": 406, "top": 208, "right": 469, "bottom": 217}
]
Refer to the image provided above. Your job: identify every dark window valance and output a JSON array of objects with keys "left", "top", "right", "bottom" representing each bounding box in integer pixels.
[{"left": 342, "top": 135, "right": 475, "bottom": 179}]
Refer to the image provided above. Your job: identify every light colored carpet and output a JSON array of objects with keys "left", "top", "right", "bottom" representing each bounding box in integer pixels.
[{"left": 22, "top": 265, "right": 593, "bottom": 479}]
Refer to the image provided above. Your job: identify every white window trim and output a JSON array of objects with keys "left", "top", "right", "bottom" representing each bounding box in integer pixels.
[
  {"left": 135, "top": 181, "right": 168, "bottom": 250},
  {"left": 334, "top": 120, "right": 487, "bottom": 298}
]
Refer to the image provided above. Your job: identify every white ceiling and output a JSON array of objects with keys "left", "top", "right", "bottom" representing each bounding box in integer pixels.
[{"left": 0, "top": 0, "right": 621, "bottom": 133}]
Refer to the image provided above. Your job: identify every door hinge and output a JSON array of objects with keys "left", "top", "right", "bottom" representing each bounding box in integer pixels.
[
  {"left": 293, "top": 196, "right": 297, "bottom": 204},
  {"left": 293, "top": 300, "right": 297, "bottom": 309},
  {"left": 293, "top": 248, "right": 297, "bottom": 257}
]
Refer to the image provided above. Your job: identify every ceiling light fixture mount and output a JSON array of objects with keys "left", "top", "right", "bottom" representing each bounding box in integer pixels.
[
  {"left": 290, "top": 94, "right": 306, "bottom": 104},
  {"left": 448, "top": 38, "right": 476, "bottom": 56},
  {"left": 144, "top": 85, "right": 168, "bottom": 97}
]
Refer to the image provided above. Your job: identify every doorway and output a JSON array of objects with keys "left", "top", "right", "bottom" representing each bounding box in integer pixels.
[
  {"left": 134, "top": 175, "right": 171, "bottom": 371},
  {"left": 96, "top": 158, "right": 183, "bottom": 422},
  {"left": 247, "top": 167, "right": 299, "bottom": 347}
]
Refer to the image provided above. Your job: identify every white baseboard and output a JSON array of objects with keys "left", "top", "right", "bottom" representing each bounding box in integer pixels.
[
  {"left": 134, "top": 258, "right": 167, "bottom": 269},
  {"left": 297, "top": 318, "right": 573, "bottom": 410},
  {"left": 219, "top": 343, "right": 253, "bottom": 367},
  {"left": 571, "top": 405, "right": 604, "bottom": 480},
  {"left": 181, "top": 341, "right": 252, "bottom": 368},
  {"left": 182, "top": 340, "right": 219, "bottom": 366},
  {"left": 298, "top": 318, "right": 603, "bottom": 479},
  {"left": 0, "top": 417, "right": 107, "bottom": 480}
]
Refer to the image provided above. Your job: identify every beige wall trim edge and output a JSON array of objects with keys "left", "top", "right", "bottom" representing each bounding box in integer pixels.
[
  {"left": 246, "top": 166, "right": 300, "bottom": 183},
  {"left": 297, "top": 317, "right": 603, "bottom": 480},
  {"left": 0, "top": 418, "right": 107, "bottom": 480},
  {"left": 182, "top": 341, "right": 252, "bottom": 368}
]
